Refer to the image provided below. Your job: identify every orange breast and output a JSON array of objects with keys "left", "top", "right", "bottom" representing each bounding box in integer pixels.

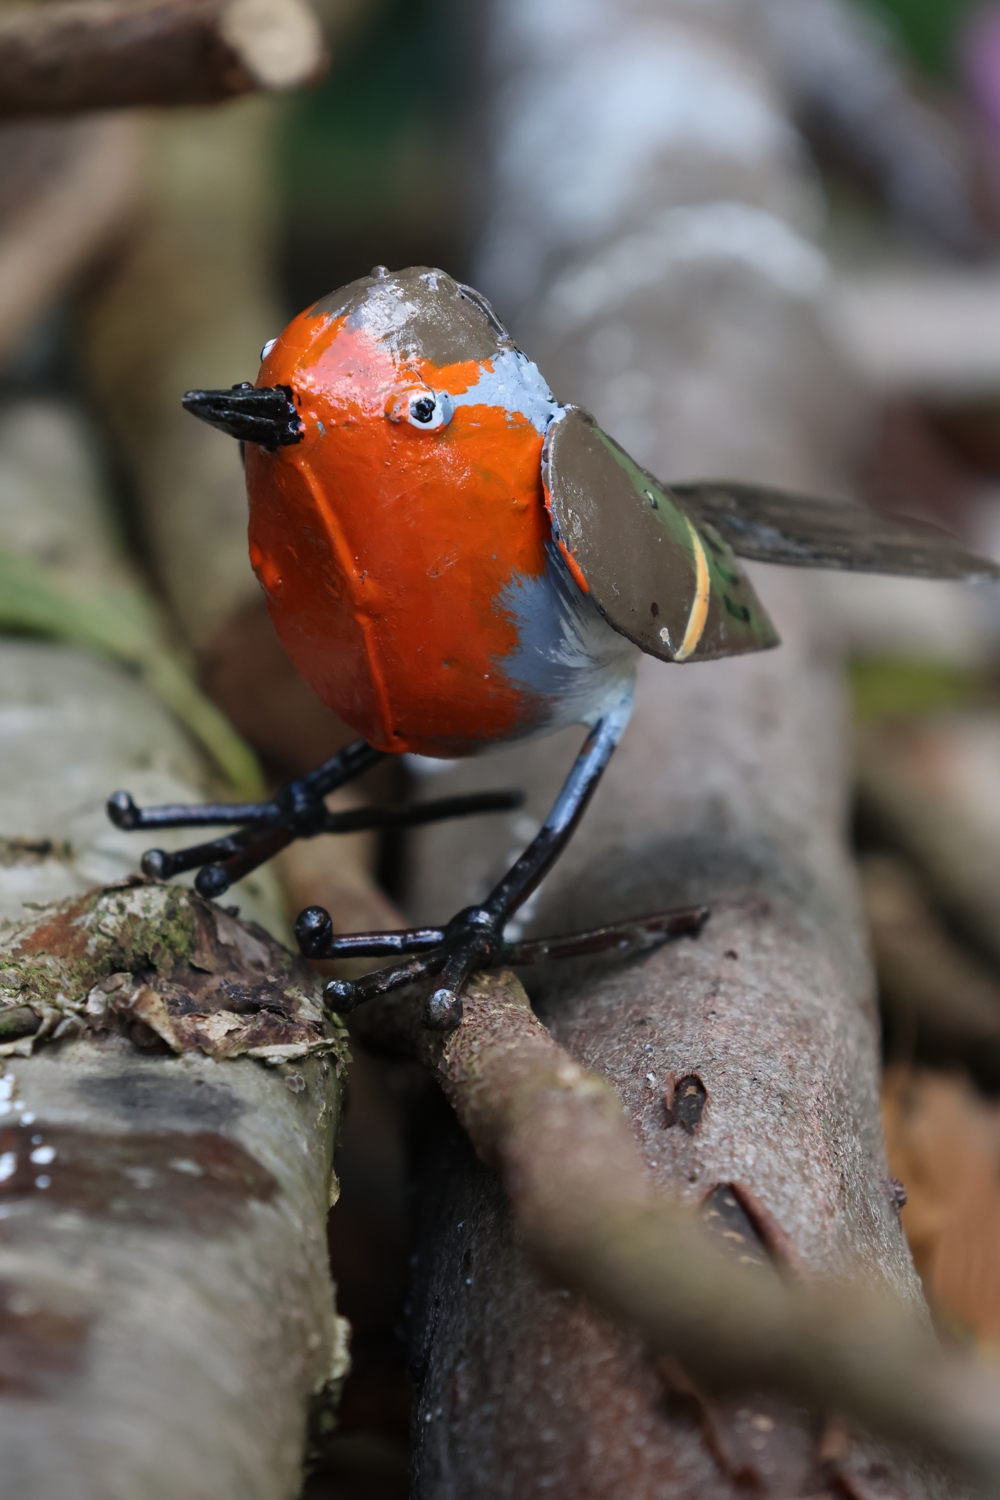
[{"left": 244, "top": 312, "right": 553, "bottom": 757}]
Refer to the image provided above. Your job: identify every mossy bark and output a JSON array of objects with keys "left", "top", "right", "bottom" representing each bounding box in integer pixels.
[{"left": 0, "top": 396, "right": 348, "bottom": 1498}]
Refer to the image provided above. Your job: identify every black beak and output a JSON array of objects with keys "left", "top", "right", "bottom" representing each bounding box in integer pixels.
[{"left": 181, "top": 383, "right": 303, "bottom": 451}]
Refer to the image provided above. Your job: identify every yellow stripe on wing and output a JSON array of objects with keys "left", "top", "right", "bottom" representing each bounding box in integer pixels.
[{"left": 674, "top": 518, "right": 711, "bottom": 662}]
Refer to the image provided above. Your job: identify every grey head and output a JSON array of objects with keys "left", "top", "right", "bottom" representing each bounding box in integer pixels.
[
  {"left": 182, "top": 265, "right": 518, "bottom": 448},
  {"left": 307, "top": 264, "right": 517, "bottom": 367}
]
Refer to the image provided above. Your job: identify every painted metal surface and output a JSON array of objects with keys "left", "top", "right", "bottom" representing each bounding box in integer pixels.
[
  {"left": 182, "top": 265, "right": 997, "bottom": 762},
  {"left": 108, "top": 262, "right": 1000, "bottom": 1000},
  {"left": 181, "top": 384, "right": 302, "bottom": 450},
  {"left": 673, "top": 480, "right": 1000, "bottom": 580},
  {"left": 240, "top": 266, "right": 636, "bottom": 759},
  {"left": 542, "top": 407, "right": 779, "bottom": 663}
]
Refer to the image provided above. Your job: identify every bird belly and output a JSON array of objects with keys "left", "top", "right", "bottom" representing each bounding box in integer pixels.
[
  {"left": 328, "top": 544, "right": 636, "bottom": 758},
  {"left": 340, "top": 548, "right": 636, "bottom": 756},
  {"left": 245, "top": 326, "right": 633, "bottom": 758},
  {"left": 249, "top": 454, "right": 634, "bottom": 758}
]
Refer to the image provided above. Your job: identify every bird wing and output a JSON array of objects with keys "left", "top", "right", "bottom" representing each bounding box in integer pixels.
[
  {"left": 671, "top": 480, "right": 1000, "bottom": 581},
  {"left": 541, "top": 407, "right": 780, "bottom": 665}
]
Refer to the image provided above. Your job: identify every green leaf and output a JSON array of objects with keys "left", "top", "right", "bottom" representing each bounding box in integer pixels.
[{"left": 0, "top": 548, "right": 264, "bottom": 799}]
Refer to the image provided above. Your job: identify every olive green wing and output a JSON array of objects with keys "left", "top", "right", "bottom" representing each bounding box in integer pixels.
[
  {"left": 541, "top": 407, "right": 779, "bottom": 665},
  {"left": 671, "top": 480, "right": 1000, "bottom": 581}
]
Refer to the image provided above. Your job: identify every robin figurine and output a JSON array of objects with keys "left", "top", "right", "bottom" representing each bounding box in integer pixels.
[{"left": 108, "top": 265, "right": 999, "bottom": 1030}]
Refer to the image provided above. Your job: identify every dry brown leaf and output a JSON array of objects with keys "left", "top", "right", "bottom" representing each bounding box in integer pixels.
[{"left": 883, "top": 1065, "right": 1000, "bottom": 1342}]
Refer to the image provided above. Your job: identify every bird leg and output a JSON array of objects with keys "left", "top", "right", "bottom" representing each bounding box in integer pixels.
[
  {"left": 422, "top": 707, "right": 632, "bottom": 1029},
  {"left": 106, "top": 738, "right": 524, "bottom": 899},
  {"left": 296, "top": 699, "right": 707, "bottom": 1033}
]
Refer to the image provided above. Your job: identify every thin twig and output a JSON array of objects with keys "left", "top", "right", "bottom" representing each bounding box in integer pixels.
[{"left": 353, "top": 968, "right": 1000, "bottom": 1487}]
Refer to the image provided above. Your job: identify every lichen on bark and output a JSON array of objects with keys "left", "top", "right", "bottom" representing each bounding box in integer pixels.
[{"left": 0, "top": 880, "right": 349, "bottom": 1065}]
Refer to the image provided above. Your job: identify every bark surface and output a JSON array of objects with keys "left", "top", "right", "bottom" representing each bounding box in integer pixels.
[
  {"left": 0, "top": 395, "right": 347, "bottom": 1497},
  {"left": 0, "top": 884, "right": 348, "bottom": 1500},
  {"left": 396, "top": 2, "right": 956, "bottom": 1494},
  {"left": 0, "top": 0, "right": 326, "bottom": 118}
]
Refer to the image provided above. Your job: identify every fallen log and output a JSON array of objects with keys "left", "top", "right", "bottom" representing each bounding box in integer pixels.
[
  {"left": 0, "top": 395, "right": 348, "bottom": 1496},
  {"left": 0, "top": 0, "right": 326, "bottom": 119},
  {"left": 0, "top": 881, "right": 348, "bottom": 1500},
  {"left": 354, "top": 970, "right": 1000, "bottom": 1487},
  {"left": 390, "top": 0, "right": 967, "bottom": 1493}
]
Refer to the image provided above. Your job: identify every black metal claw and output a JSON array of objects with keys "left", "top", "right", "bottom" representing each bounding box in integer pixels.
[
  {"left": 107, "top": 737, "right": 526, "bottom": 901},
  {"left": 313, "top": 904, "right": 710, "bottom": 1022},
  {"left": 197, "top": 865, "right": 235, "bottom": 899},
  {"left": 326, "top": 953, "right": 445, "bottom": 1014},
  {"left": 320, "top": 790, "right": 523, "bottom": 834},
  {"left": 107, "top": 790, "right": 141, "bottom": 830},
  {"left": 296, "top": 906, "right": 335, "bottom": 957},
  {"left": 139, "top": 826, "right": 257, "bottom": 883},
  {"left": 506, "top": 905, "right": 709, "bottom": 963},
  {"left": 194, "top": 825, "right": 297, "bottom": 897},
  {"left": 294, "top": 906, "right": 446, "bottom": 960},
  {"left": 108, "top": 791, "right": 279, "bottom": 832},
  {"left": 141, "top": 850, "right": 169, "bottom": 879}
]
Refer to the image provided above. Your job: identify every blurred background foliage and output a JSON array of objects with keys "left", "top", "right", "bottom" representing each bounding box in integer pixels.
[
  {"left": 857, "top": 0, "right": 980, "bottom": 76},
  {"left": 280, "top": 0, "right": 466, "bottom": 312},
  {"left": 277, "top": 0, "right": 987, "bottom": 318}
]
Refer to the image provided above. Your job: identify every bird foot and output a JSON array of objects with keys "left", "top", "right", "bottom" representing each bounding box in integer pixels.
[
  {"left": 106, "top": 739, "right": 522, "bottom": 899},
  {"left": 295, "top": 903, "right": 710, "bottom": 1031}
]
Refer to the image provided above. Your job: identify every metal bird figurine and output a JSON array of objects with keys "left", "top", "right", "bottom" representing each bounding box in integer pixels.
[{"left": 108, "top": 265, "right": 999, "bottom": 1030}]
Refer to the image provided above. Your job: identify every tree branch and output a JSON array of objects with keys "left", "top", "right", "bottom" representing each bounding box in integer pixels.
[
  {"left": 0, "top": 0, "right": 326, "bottom": 118},
  {"left": 354, "top": 969, "right": 1000, "bottom": 1487},
  {"left": 0, "top": 392, "right": 351, "bottom": 1493}
]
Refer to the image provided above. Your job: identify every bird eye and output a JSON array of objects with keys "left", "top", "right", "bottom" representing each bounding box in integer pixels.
[
  {"left": 260, "top": 337, "right": 277, "bottom": 362},
  {"left": 386, "top": 388, "right": 454, "bottom": 430},
  {"left": 386, "top": 387, "right": 453, "bottom": 429}
]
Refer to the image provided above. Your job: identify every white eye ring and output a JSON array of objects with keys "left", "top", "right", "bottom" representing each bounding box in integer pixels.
[
  {"left": 260, "top": 337, "right": 277, "bottom": 362},
  {"left": 406, "top": 390, "right": 453, "bottom": 430}
]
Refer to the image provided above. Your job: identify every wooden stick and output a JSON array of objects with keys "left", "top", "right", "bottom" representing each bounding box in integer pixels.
[
  {"left": 353, "top": 969, "right": 1000, "bottom": 1486},
  {"left": 0, "top": 0, "right": 326, "bottom": 118}
]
